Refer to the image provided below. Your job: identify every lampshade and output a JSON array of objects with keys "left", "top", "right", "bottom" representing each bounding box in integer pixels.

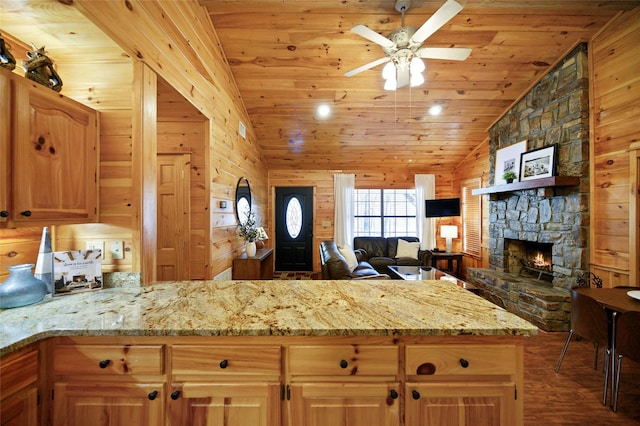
[
  {"left": 440, "top": 225, "right": 458, "bottom": 239},
  {"left": 255, "top": 227, "right": 268, "bottom": 240}
]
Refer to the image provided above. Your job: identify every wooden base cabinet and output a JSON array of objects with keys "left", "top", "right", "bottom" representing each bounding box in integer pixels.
[
  {"left": 53, "top": 383, "right": 164, "bottom": 426},
  {"left": 405, "top": 382, "right": 515, "bottom": 426},
  {"left": 0, "top": 346, "right": 39, "bottom": 426},
  {"left": 289, "top": 382, "right": 400, "bottom": 426}
]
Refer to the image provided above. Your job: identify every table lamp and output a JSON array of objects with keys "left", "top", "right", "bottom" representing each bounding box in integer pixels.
[{"left": 440, "top": 225, "right": 458, "bottom": 253}]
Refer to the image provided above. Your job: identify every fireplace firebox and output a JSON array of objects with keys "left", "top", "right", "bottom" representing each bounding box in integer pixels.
[{"left": 505, "top": 239, "right": 553, "bottom": 282}]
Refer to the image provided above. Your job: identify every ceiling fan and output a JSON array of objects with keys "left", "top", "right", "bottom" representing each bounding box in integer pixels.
[{"left": 345, "top": 0, "right": 471, "bottom": 90}]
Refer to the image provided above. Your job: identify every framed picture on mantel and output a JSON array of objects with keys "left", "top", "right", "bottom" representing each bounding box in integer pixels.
[
  {"left": 495, "top": 140, "right": 527, "bottom": 185},
  {"left": 520, "top": 144, "right": 557, "bottom": 182}
]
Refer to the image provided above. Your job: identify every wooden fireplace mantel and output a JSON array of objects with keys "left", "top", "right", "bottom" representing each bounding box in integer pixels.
[{"left": 471, "top": 176, "right": 580, "bottom": 196}]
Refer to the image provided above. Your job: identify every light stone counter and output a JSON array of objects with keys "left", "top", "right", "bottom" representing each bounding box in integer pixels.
[{"left": 0, "top": 279, "right": 537, "bottom": 356}]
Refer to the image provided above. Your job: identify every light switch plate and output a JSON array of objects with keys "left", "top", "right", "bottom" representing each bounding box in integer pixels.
[
  {"left": 111, "top": 241, "right": 124, "bottom": 260},
  {"left": 87, "top": 241, "right": 105, "bottom": 253}
]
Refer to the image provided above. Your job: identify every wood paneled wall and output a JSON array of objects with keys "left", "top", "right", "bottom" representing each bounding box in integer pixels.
[
  {"left": 268, "top": 169, "right": 456, "bottom": 272},
  {"left": 589, "top": 7, "right": 640, "bottom": 286}
]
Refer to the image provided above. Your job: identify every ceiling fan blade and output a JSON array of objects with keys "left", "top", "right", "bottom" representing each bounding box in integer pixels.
[
  {"left": 351, "top": 24, "right": 395, "bottom": 48},
  {"left": 411, "top": 0, "right": 463, "bottom": 44},
  {"left": 417, "top": 47, "right": 472, "bottom": 61},
  {"left": 344, "top": 57, "right": 390, "bottom": 77},
  {"left": 396, "top": 67, "right": 410, "bottom": 88}
]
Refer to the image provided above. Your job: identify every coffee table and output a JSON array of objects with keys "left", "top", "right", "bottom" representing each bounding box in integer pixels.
[{"left": 387, "top": 265, "right": 478, "bottom": 294}]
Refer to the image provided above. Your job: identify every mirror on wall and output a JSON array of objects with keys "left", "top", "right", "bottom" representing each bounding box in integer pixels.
[{"left": 235, "top": 177, "right": 252, "bottom": 225}]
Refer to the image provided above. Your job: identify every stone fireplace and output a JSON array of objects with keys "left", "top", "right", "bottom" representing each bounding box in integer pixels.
[{"left": 468, "top": 44, "right": 590, "bottom": 331}]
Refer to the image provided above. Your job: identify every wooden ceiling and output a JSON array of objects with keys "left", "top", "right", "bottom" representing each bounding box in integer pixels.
[
  {"left": 201, "top": 0, "right": 638, "bottom": 171},
  {"left": 1, "top": 0, "right": 638, "bottom": 172}
]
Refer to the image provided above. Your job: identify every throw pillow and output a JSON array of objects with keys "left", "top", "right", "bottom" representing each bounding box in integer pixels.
[
  {"left": 396, "top": 239, "right": 420, "bottom": 260},
  {"left": 338, "top": 244, "right": 359, "bottom": 272}
]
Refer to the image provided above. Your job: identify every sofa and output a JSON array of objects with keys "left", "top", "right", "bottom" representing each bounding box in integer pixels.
[
  {"left": 320, "top": 240, "right": 389, "bottom": 280},
  {"left": 353, "top": 236, "right": 432, "bottom": 275}
]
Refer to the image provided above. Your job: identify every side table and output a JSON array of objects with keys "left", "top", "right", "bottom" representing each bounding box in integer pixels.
[
  {"left": 431, "top": 252, "right": 463, "bottom": 278},
  {"left": 232, "top": 248, "right": 274, "bottom": 280}
]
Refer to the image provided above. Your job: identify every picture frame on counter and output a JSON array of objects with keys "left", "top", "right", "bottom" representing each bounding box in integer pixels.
[
  {"left": 520, "top": 144, "right": 557, "bottom": 182},
  {"left": 494, "top": 140, "right": 527, "bottom": 185},
  {"left": 53, "top": 250, "right": 103, "bottom": 296}
]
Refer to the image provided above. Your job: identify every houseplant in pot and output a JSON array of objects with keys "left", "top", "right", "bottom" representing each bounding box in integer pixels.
[
  {"left": 503, "top": 170, "right": 517, "bottom": 184},
  {"left": 238, "top": 210, "right": 258, "bottom": 257}
]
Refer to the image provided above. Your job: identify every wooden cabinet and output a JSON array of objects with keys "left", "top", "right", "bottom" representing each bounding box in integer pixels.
[
  {"left": 51, "top": 339, "right": 165, "bottom": 426},
  {"left": 0, "top": 346, "right": 39, "bottom": 426},
  {"left": 404, "top": 343, "right": 520, "bottom": 426},
  {"left": 169, "top": 345, "right": 281, "bottom": 426},
  {"left": 287, "top": 344, "right": 400, "bottom": 426},
  {"left": 0, "top": 67, "right": 98, "bottom": 227},
  {"left": 233, "top": 248, "right": 274, "bottom": 280}
]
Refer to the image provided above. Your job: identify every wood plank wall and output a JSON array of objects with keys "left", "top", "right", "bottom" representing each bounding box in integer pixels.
[
  {"left": 590, "top": 8, "right": 640, "bottom": 286},
  {"left": 268, "top": 169, "right": 456, "bottom": 273}
]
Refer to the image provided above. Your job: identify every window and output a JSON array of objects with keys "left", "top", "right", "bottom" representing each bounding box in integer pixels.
[
  {"left": 462, "top": 178, "right": 481, "bottom": 256},
  {"left": 354, "top": 189, "right": 417, "bottom": 237}
]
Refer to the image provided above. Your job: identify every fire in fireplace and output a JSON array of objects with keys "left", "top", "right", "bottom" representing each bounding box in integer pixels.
[{"left": 505, "top": 239, "right": 553, "bottom": 282}]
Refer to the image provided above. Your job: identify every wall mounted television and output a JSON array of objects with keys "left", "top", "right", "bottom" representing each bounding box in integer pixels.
[{"left": 425, "top": 198, "right": 461, "bottom": 217}]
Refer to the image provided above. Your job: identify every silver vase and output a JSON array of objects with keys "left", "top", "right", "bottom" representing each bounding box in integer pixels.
[{"left": 0, "top": 264, "right": 48, "bottom": 309}]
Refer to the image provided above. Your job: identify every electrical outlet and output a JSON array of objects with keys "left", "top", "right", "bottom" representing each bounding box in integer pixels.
[
  {"left": 86, "top": 241, "right": 105, "bottom": 254},
  {"left": 111, "top": 241, "right": 124, "bottom": 260}
]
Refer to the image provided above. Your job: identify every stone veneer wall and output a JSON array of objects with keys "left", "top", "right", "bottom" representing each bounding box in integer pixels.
[
  {"left": 488, "top": 43, "right": 590, "bottom": 291},
  {"left": 468, "top": 44, "right": 591, "bottom": 331}
]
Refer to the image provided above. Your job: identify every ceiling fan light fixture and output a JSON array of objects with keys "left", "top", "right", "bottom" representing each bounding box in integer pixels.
[
  {"left": 410, "top": 72, "right": 424, "bottom": 87},
  {"left": 384, "top": 77, "right": 397, "bottom": 91},
  {"left": 410, "top": 57, "right": 425, "bottom": 74},
  {"left": 382, "top": 61, "right": 396, "bottom": 80}
]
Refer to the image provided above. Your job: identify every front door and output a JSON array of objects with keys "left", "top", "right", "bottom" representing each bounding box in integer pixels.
[
  {"left": 275, "top": 187, "right": 313, "bottom": 271},
  {"left": 157, "top": 154, "right": 190, "bottom": 281}
]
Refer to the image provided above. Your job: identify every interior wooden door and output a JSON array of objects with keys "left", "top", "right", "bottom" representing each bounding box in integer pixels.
[{"left": 157, "top": 154, "right": 190, "bottom": 281}]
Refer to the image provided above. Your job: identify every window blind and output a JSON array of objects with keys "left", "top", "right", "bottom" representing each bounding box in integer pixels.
[{"left": 462, "top": 178, "right": 481, "bottom": 256}]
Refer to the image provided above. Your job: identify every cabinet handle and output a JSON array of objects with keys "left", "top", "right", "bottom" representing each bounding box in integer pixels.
[
  {"left": 148, "top": 391, "right": 158, "bottom": 400},
  {"left": 99, "top": 359, "right": 111, "bottom": 369},
  {"left": 20, "top": 210, "right": 32, "bottom": 217},
  {"left": 219, "top": 359, "right": 228, "bottom": 369},
  {"left": 170, "top": 390, "right": 181, "bottom": 400},
  {"left": 0, "top": 211, "right": 8, "bottom": 218},
  {"left": 390, "top": 390, "right": 399, "bottom": 399},
  {"left": 339, "top": 359, "right": 348, "bottom": 369},
  {"left": 412, "top": 390, "right": 421, "bottom": 400},
  {"left": 459, "top": 358, "right": 470, "bottom": 368}
]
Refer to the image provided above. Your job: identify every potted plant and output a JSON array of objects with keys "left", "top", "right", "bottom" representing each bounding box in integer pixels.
[
  {"left": 503, "top": 170, "right": 517, "bottom": 184},
  {"left": 238, "top": 210, "right": 258, "bottom": 256}
]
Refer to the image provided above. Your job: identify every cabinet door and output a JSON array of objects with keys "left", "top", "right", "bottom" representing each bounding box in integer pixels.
[
  {"left": 405, "top": 382, "right": 515, "bottom": 426},
  {"left": 0, "top": 68, "right": 10, "bottom": 223},
  {"left": 1, "top": 387, "right": 38, "bottom": 426},
  {"left": 289, "top": 382, "right": 400, "bottom": 426},
  {"left": 12, "top": 80, "right": 97, "bottom": 224},
  {"left": 169, "top": 382, "right": 280, "bottom": 426},
  {"left": 53, "top": 382, "right": 164, "bottom": 426}
]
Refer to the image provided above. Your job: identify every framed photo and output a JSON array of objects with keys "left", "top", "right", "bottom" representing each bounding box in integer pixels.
[
  {"left": 519, "top": 144, "right": 557, "bottom": 181},
  {"left": 495, "top": 140, "right": 527, "bottom": 185}
]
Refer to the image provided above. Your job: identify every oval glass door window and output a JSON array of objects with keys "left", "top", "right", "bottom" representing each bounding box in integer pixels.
[{"left": 285, "top": 197, "right": 303, "bottom": 238}]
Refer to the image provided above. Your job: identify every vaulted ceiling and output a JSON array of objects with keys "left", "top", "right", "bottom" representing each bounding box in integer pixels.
[{"left": 2, "top": 0, "right": 638, "bottom": 172}]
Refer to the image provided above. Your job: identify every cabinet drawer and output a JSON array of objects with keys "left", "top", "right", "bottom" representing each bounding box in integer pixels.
[
  {"left": 53, "top": 344, "right": 164, "bottom": 376},
  {"left": 289, "top": 345, "right": 398, "bottom": 376},
  {"left": 1, "top": 349, "right": 38, "bottom": 398},
  {"left": 172, "top": 345, "right": 281, "bottom": 377},
  {"left": 406, "top": 344, "right": 517, "bottom": 377}
]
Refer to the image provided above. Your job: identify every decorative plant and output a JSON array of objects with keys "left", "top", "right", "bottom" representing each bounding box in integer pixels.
[
  {"left": 238, "top": 210, "right": 258, "bottom": 242},
  {"left": 503, "top": 170, "right": 517, "bottom": 182}
]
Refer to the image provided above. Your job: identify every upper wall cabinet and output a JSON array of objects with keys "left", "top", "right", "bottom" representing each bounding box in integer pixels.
[{"left": 0, "top": 67, "right": 98, "bottom": 227}]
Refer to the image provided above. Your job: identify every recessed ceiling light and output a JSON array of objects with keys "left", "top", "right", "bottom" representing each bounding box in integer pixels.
[
  {"left": 316, "top": 104, "right": 331, "bottom": 119},
  {"left": 429, "top": 105, "right": 442, "bottom": 116}
]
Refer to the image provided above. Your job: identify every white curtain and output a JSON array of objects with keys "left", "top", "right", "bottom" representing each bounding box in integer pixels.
[
  {"left": 415, "top": 174, "right": 436, "bottom": 250},
  {"left": 333, "top": 174, "right": 355, "bottom": 246}
]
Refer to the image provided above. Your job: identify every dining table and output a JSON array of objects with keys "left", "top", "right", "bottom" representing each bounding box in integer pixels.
[{"left": 574, "top": 286, "right": 640, "bottom": 408}]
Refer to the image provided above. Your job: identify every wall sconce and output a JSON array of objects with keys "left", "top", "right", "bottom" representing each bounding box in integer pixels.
[
  {"left": 440, "top": 225, "right": 458, "bottom": 253},
  {"left": 219, "top": 201, "right": 227, "bottom": 209}
]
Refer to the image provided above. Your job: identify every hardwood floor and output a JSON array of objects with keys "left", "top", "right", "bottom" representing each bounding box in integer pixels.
[{"left": 524, "top": 331, "right": 640, "bottom": 425}]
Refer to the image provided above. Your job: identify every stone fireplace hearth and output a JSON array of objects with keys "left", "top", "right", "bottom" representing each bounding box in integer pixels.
[{"left": 468, "top": 44, "right": 590, "bottom": 332}]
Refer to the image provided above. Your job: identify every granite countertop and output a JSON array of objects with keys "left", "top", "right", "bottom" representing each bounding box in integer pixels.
[{"left": 0, "top": 279, "right": 537, "bottom": 355}]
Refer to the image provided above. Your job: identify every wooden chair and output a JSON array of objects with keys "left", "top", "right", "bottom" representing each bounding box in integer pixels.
[
  {"left": 612, "top": 310, "right": 640, "bottom": 412},
  {"left": 555, "top": 289, "right": 611, "bottom": 405}
]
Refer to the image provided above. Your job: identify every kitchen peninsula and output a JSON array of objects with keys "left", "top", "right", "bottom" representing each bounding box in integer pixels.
[{"left": 1, "top": 279, "right": 537, "bottom": 426}]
